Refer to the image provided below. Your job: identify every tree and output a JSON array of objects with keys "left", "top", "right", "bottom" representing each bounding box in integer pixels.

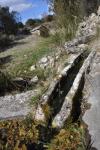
[
  {"left": 25, "top": 19, "right": 36, "bottom": 27},
  {"left": 17, "top": 22, "right": 24, "bottom": 29},
  {"left": 25, "top": 18, "right": 43, "bottom": 28},
  {"left": 42, "top": 14, "right": 54, "bottom": 22},
  {"left": 0, "top": 6, "right": 20, "bottom": 35}
]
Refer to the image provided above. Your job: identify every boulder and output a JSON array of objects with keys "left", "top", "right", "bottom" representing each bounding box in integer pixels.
[
  {"left": 39, "top": 25, "right": 49, "bottom": 37},
  {"left": 97, "top": 6, "right": 100, "bottom": 16},
  {"left": 64, "top": 37, "right": 89, "bottom": 54},
  {"left": 12, "top": 77, "right": 28, "bottom": 87},
  {"left": 40, "top": 57, "right": 48, "bottom": 64},
  {"left": 39, "top": 57, "right": 49, "bottom": 69},
  {"left": 30, "top": 65, "right": 36, "bottom": 71},
  {"left": 30, "top": 76, "right": 39, "bottom": 84}
]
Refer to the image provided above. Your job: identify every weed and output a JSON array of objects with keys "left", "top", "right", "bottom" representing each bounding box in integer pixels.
[
  {"left": 47, "top": 123, "right": 85, "bottom": 150},
  {"left": 31, "top": 94, "right": 41, "bottom": 105}
]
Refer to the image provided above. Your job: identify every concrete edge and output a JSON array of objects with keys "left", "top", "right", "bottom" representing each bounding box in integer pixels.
[{"left": 52, "top": 50, "right": 96, "bottom": 128}]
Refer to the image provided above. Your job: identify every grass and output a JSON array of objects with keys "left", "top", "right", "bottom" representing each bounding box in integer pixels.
[
  {"left": 30, "top": 94, "right": 41, "bottom": 106},
  {"left": 30, "top": 82, "right": 49, "bottom": 105},
  {"left": 1, "top": 35, "right": 57, "bottom": 78}
]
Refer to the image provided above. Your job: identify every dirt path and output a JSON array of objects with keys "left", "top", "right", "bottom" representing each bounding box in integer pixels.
[{"left": 0, "top": 34, "right": 41, "bottom": 57}]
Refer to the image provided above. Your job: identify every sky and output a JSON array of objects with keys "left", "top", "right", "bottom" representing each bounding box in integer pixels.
[{"left": 0, "top": 0, "right": 49, "bottom": 23}]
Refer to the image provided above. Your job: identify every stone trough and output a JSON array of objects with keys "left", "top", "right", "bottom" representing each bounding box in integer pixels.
[
  {"left": 35, "top": 50, "right": 90, "bottom": 124},
  {"left": 52, "top": 50, "right": 96, "bottom": 128}
]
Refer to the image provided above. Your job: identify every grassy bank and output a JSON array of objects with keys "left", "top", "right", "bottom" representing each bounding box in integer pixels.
[{"left": 0, "top": 35, "right": 58, "bottom": 78}]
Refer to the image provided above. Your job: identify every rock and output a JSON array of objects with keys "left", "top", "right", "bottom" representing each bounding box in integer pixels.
[
  {"left": 39, "top": 57, "right": 49, "bottom": 69},
  {"left": 55, "top": 54, "right": 59, "bottom": 60},
  {"left": 35, "top": 105, "right": 45, "bottom": 122},
  {"left": 65, "top": 36, "right": 88, "bottom": 49},
  {"left": 12, "top": 77, "right": 28, "bottom": 87},
  {"left": 30, "top": 76, "right": 39, "bottom": 84},
  {"left": 39, "top": 63, "right": 49, "bottom": 69},
  {"left": 89, "top": 13, "right": 96, "bottom": 20},
  {"left": 39, "top": 25, "right": 49, "bottom": 37},
  {"left": 48, "top": 56, "right": 55, "bottom": 67},
  {"left": 30, "top": 65, "right": 36, "bottom": 71},
  {"left": 52, "top": 50, "right": 96, "bottom": 128},
  {"left": 0, "top": 90, "right": 39, "bottom": 119},
  {"left": 79, "top": 21, "right": 87, "bottom": 29},
  {"left": 83, "top": 52, "right": 100, "bottom": 149},
  {"left": 78, "top": 44, "right": 88, "bottom": 50},
  {"left": 13, "top": 77, "right": 23, "bottom": 81},
  {"left": 40, "top": 57, "right": 48, "bottom": 64},
  {"left": 77, "top": 11, "right": 99, "bottom": 37},
  {"left": 35, "top": 52, "right": 85, "bottom": 123},
  {"left": 64, "top": 39, "right": 85, "bottom": 54},
  {"left": 97, "top": 6, "right": 100, "bottom": 16}
]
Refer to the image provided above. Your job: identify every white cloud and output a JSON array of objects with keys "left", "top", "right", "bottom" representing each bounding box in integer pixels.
[{"left": 0, "top": 0, "right": 34, "bottom": 12}]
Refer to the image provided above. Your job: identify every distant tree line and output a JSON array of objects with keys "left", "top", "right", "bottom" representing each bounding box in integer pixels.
[
  {"left": 0, "top": 6, "right": 25, "bottom": 49},
  {"left": 0, "top": 6, "right": 23, "bottom": 35},
  {"left": 25, "top": 15, "right": 54, "bottom": 29}
]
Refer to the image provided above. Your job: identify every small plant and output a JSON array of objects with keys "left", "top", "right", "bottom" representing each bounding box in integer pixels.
[
  {"left": 0, "top": 119, "right": 39, "bottom": 150},
  {"left": 31, "top": 94, "right": 41, "bottom": 105},
  {"left": 34, "top": 68, "right": 46, "bottom": 80},
  {"left": 51, "top": 32, "right": 63, "bottom": 45},
  {"left": 42, "top": 104, "right": 52, "bottom": 122},
  {"left": 47, "top": 123, "right": 85, "bottom": 150}
]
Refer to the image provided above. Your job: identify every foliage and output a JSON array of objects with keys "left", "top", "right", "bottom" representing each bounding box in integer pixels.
[
  {"left": 48, "top": 123, "right": 85, "bottom": 150},
  {"left": 48, "top": 0, "right": 83, "bottom": 43},
  {"left": 0, "top": 71, "right": 13, "bottom": 94},
  {"left": 17, "top": 22, "right": 24, "bottom": 29},
  {"left": 25, "top": 18, "right": 43, "bottom": 28},
  {"left": 0, "top": 6, "right": 20, "bottom": 35},
  {"left": 7, "top": 36, "right": 55, "bottom": 78},
  {"left": 42, "top": 14, "right": 54, "bottom": 22},
  {"left": 42, "top": 104, "right": 52, "bottom": 122},
  {"left": 0, "top": 118, "right": 88, "bottom": 150},
  {"left": 31, "top": 94, "right": 41, "bottom": 106},
  {"left": 0, "top": 119, "right": 39, "bottom": 150},
  {"left": 0, "top": 33, "right": 12, "bottom": 49}
]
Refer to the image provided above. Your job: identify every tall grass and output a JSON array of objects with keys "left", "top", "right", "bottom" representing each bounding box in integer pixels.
[{"left": 49, "top": 0, "right": 83, "bottom": 44}]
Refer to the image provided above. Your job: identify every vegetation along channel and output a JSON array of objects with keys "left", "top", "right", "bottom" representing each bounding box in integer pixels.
[{"left": 0, "top": 0, "right": 100, "bottom": 150}]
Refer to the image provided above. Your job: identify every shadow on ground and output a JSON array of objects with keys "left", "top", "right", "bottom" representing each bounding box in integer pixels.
[
  {"left": 0, "top": 55, "right": 12, "bottom": 65},
  {"left": 0, "top": 33, "right": 32, "bottom": 53},
  {"left": 0, "top": 41, "right": 28, "bottom": 53}
]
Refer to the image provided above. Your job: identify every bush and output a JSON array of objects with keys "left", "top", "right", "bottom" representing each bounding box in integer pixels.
[
  {"left": 42, "top": 15, "right": 54, "bottom": 22},
  {"left": 0, "top": 34, "right": 12, "bottom": 49},
  {"left": 25, "top": 18, "right": 43, "bottom": 28},
  {"left": 48, "top": 123, "right": 85, "bottom": 150}
]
